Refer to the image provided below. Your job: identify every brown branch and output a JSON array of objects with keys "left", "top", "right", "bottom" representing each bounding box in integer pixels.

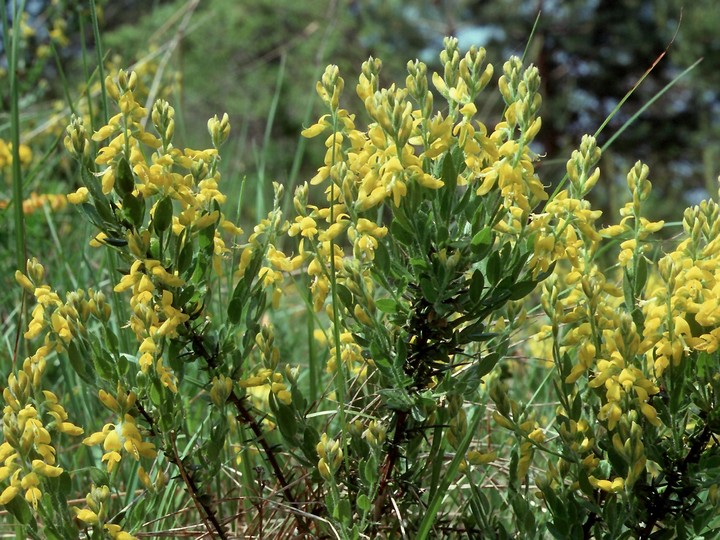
[
  {"left": 228, "top": 391, "right": 311, "bottom": 535},
  {"left": 373, "top": 410, "right": 408, "bottom": 522},
  {"left": 135, "top": 401, "right": 227, "bottom": 540},
  {"left": 183, "top": 322, "right": 311, "bottom": 535},
  {"left": 638, "top": 424, "right": 711, "bottom": 538},
  {"left": 168, "top": 430, "right": 228, "bottom": 540}
]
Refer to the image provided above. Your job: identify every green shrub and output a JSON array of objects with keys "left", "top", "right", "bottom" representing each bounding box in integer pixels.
[{"left": 2, "top": 27, "right": 719, "bottom": 540}]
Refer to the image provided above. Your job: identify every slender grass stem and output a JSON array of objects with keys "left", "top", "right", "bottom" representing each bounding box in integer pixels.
[
  {"left": 7, "top": 0, "right": 28, "bottom": 367},
  {"left": 7, "top": 1, "right": 26, "bottom": 257},
  {"left": 89, "top": 0, "right": 109, "bottom": 124}
]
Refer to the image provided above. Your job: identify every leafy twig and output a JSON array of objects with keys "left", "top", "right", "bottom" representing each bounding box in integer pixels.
[{"left": 135, "top": 402, "right": 227, "bottom": 540}]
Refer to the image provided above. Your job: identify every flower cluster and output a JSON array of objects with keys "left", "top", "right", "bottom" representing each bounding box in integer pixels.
[
  {"left": 82, "top": 386, "right": 156, "bottom": 472},
  {"left": 643, "top": 197, "right": 720, "bottom": 366},
  {"left": 74, "top": 484, "right": 138, "bottom": 540},
  {"left": 298, "top": 38, "right": 549, "bottom": 377},
  {"left": 533, "top": 158, "right": 666, "bottom": 497},
  {"left": 0, "top": 139, "right": 33, "bottom": 169},
  {"left": 64, "top": 69, "right": 244, "bottom": 395},
  {"left": 239, "top": 325, "right": 294, "bottom": 406},
  {"left": 1, "top": 260, "right": 84, "bottom": 509},
  {"left": 316, "top": 432, "right": 343, "bottom": 480}
]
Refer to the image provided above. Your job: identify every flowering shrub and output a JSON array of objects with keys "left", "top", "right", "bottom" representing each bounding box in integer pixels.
[{"left": 2, "top": 35, "right": 719, "bottom": 539}]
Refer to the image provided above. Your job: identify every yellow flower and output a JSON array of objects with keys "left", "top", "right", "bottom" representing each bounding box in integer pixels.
[
  {"left": 67, "top": 187, "right": 90, "bottom": 205},
  {"left": 74, "top": 507, "right": 100, "bottom": 524},
  {"left": 31, "top": 460, "right": 63, "bottom": 477},
  {"left": 288, "top": 216, "right": 318, "bottom": 239},
  {"left": 0, "top": 485, "right": 19, "bottom": 505},
  {"left": 104, "top": 524, "right": 138, "bottom": 540},
  {"left": 589, "top": 476, "right": 625, "bottom": 493},
  {"left": 301, "top": 115, "right": 331, "bottom": 138},
  {"left": 102, "top": 451, "right": 122, "bottom": 472},
  {"left": 84, "top": 413, "right": 156, "bottom": 472}
]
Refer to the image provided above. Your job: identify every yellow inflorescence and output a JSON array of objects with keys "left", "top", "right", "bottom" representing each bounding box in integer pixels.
[{"left": 0, "top": 261, "right": 85, "bottom": 509}]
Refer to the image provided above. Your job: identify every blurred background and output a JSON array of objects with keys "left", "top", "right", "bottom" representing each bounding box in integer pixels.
[{"left": 2, "top": 0, "right": 719, "bottom": 256}]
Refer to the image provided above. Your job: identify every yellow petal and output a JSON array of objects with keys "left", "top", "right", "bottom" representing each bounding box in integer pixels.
[
  {"left": 74, "top": 508, "right": 99, "bottom": 523},
  {"left": 0, "top": 485, "right": 19, "bottom": 505},
  {"left": 83, "top": 431, "right": 107, "bottom": 446},
  {"left": 104, "top": 429, "right": 122, "bottom": 451}
]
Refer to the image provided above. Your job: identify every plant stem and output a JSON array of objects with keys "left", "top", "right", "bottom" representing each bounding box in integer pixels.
[
  {"left": 135, "top": 402, "right": 227, "bottom": 539},
  {"left": 228, "top": 391, "right": 312, "bottom": 535},
  {"left": 169, "top": 430, "right": 227, "bottom": 540},
  {"left": 373, "top": 410, "right": 408, "bottom": 521},
  {"left": 185, "top": 324, "right": 311, "bottom": 534},
  {"left": 7, "top": 0, "right": 28, "bottom": 367}
]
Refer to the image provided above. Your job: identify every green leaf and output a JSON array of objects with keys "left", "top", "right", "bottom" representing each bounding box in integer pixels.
[
  {"left": 457, "top": 321, "right": 492, "bottom": 345},
  {"left": 178, "top": 239, "right": 194, "bottom": 275},
  {"left": 547, "top": 523, "right": 568, "bottom": 540},
  {"left": 694, "top": 500, "right": 720, "bottom": 534},
  {"left": 395, "top": 334, "right": 408, "bottom": 365},
  {"left": 77, "top": 202, "right": 104, "bottom": 229},
  {"left": 116, "top": 156, "right": 135, "bottom": 197},
  {"left": 103, "top": 235, "right": 128, "bottom": 247},
  {"left": 440, "top": 150, "right": 458, "bottom": 187},
  {"left": 373, "top": 354, "right": 392, "bottom": 371},
  {"left": 439, "top": 152, "right": 458, "bottom": 221},
  {"left": 149, "top": 377, "right": 163, "bottom": 407},
  {"left": 486, "top": 251, "right": 501, "bottom": 285},
  {"left": 378, "top": 388, "right": 414, "bottom": 411},
  {"left": 469, "top": 269, "right": 485, "bottom": 304},
  {"left": 56, "top": 471, "right": 72, "bottom": 497},
  {"left": 43, "top": 529, "right": 63, "bottom": 540},
  {"left": 227, "top": 298, "right": 243, "bottom": 324},
  {"left": 247, "top": 290, "right": 267, "bottom": 325},
  {"left": 271, "top": 397, "right": 298, "bottom": 442},
  {"left": 471, "top": 226, "right": 493, "bottom": 246},
  {"left": 390, "top": 219, "right": 414, "bottom": 245},
  {"left": 476, "top": 351, "right": 499, "bottom": 379},
  {"left": 571, "top": 392, "right": 583, "bottom": 421},
  {"left": 176, "top": 285, "right": 197, "bottom": 309},
  {"left": 634, "top": 255, "right": 648, "bottom": 296},
  {"left": 337, "top": 498, "right": 352, "bottom": 523},
  {"left": 411, "top": 403, "right": 428, "bottom": 422},
  {"left": 336, "top": 283, "right": 354, "bottom": 310},
  {"left": 91, "top": 345, "right": 115, "bottom": 380},
  {"left": 419, "top": 277, "right": 439, "bottom": 303},
  {"left": 117, "top": 353, "right": 130, "bottom": 375},
  {"left": 363, "top": 453, "right": 378, "bottom": 484},
  {"left": 376, "top": 298, "right": 397, "bottom": 314},
  {"left": 231, "top": 278, "right": 249, "bottom": 303},
  {"left": 153, "top": 196, "right": 173, "bottom": 232},
  {"left": 357, "top": 494, "right": 371, "bottom": 512},
  {"left": 301, "top": 425, "right": 321, "bottom": 465},
  {"left": 89, "top": 467, "right": 110, "bottom": 487},
  {"left": 81, "top": 168, "right": 115, "bottom": 224},
  {"left": 509, "top": 280, "right": 538, "bottom": 300},
  {"left": 207, "top": 420, "right": 229, "bottom": 462},
  {"left": 198, "top": 220, "right": 216, "bottom": 254},
  {"left": 104, "top": 328, "right": 119, "bottom": 357},
  {"left": 410, "top": 257, "right": 429, "bottom": 271},
  {"left": 454, "top": 184, "right": 474, "bottom": 215},
  {"left": 68, "top": 340, "right": 96, "bottom": 384},
  {"left": 4, "top": 494, "right": 34, "bottom": 525},
  {"left": 374, "top": 241, "right": 390, "bottom": 276},
  {"left": 122, "top": 192, "right": 144, "bottom": 229}
]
